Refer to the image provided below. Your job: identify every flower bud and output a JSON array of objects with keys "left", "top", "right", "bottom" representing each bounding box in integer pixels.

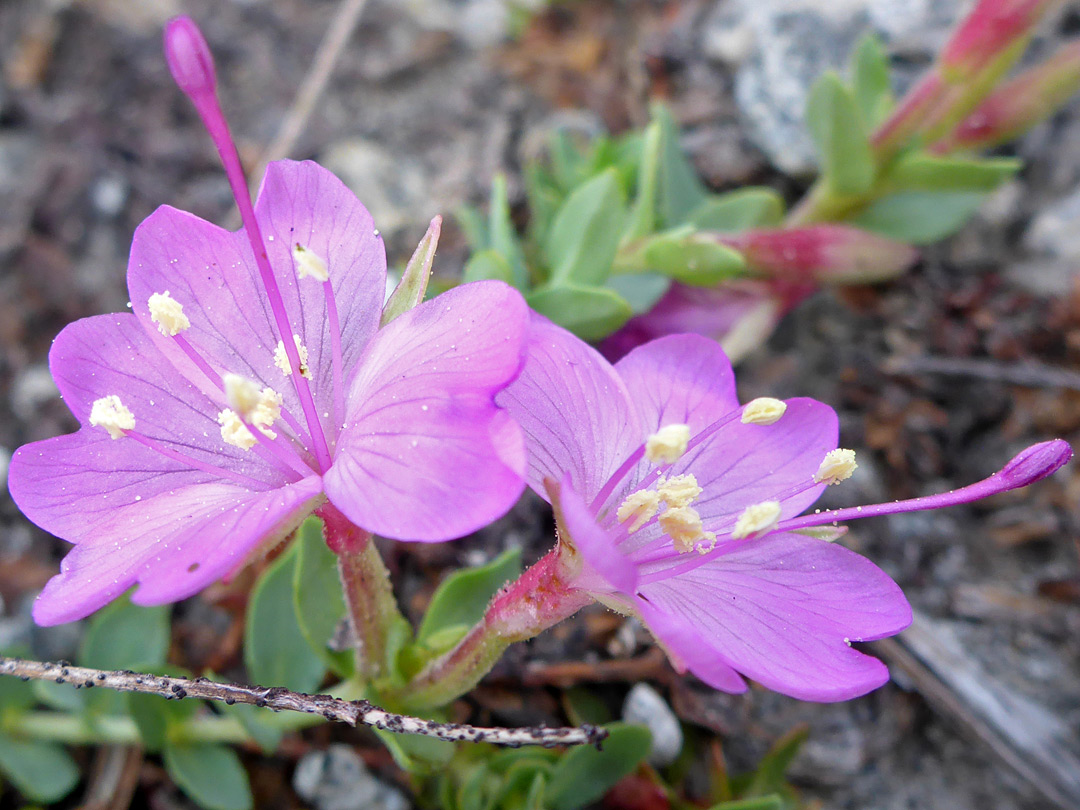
[
  {"left": 940, "top": 0, "right": 1062, "bottom": 82},
  {"left": 936, "top": 39, "right": 1080, "bottom": 152},
  {"left": 721, "top": 225, "right": 919, "bottom": 285},
  {"left": 164, "top": 16, "right": 217, "bottom": 100}
]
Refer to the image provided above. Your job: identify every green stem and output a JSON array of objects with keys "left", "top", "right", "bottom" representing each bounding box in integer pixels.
[
  {"left": 388, "top": 548, "right": 591, "bottom": 711},
  {"left": 4, "top": 712, "right": 249, "bottom": 746},
  {"left": 319, "top": 504, "right": 408, "bottom": 681}
]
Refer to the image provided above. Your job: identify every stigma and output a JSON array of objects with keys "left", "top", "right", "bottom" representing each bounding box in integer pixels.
[
  {"left": 148, "top": 291, "right": 191, "bottom": 336},
  {"left": 220, "top": 374, "right": 283, "bottom": 447},
  {"left": 645, "top": 423, "right": 691, "bottom": 464},
  {"left": 89, "top": 395, "right": 135, "bottom": 439},
  {"left": 293, "top": 243, "right": 329, "bottom": 282},
  {"left": 731, "top": 500, "right": 782, "bottom": 539},
  {"left": 814, "top": 449, "right": 858, "bottom": 485},
  {"left": 741, "top": 397, "right": 787, "bottom": 425},
  {"left": 274, "top": 335, "right": 310, "bottom": 378}
]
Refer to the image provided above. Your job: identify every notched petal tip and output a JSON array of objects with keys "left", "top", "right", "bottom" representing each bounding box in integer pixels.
[
  {"left": 164, "top": 16, "right": 217, "bottom": 99},
  {"left": 999, "top": 439, "right": 1072, "bottom": 488}
]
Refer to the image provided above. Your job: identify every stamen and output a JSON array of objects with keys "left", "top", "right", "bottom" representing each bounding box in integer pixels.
[
  {"left": 218, "top": 409, "right": 257, "bottom": 450},
  {"left": 89, "top": 395, "right": 135, "bottom": 439},
  {"left": 616, "top": 490, "right": 660, "bottom": 533},
  {"left": 148, "top": 291, "right": 191, "bottom": 336},
  {"left": 293, "top": 243, "right": 329, "bottom": 282},
  {"left": 223, "top": 373, "right": 261, "bottom": 417},
  {"left": 645, "top": 424, "right": 691, "bottom": 464},
  {"left": 814, "top": 448, "right": 857, "bottom": 485},
  {"left": 731, "top": 500, "right": 782, "bottom": 540},
  {"left": 657, "top": 474, "right": 702, "bottom": 508},
  {"left": 165, "top": 16, "right": 332, "bottom": 472},
  {"left": 274, "top": 336, "right": 310, "bottom": 379},
  {"left": 741, "top": 397, "right": 787, "bottom": 425},
  {"left": 659, "top": 505, "right": 716, "bottom": 554},
  {"left": 251, "top": 388, "right": 282, "bottom": 438}
]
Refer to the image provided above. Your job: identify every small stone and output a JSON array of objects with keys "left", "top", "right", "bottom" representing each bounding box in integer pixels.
[
  {"left": 90, "top": 174, "right": 129, "bottom": 217},
  {"left": 622, "top": 683, "right": 683, "bottom": 767},
  {"left": 10, "top": 365, "right": 59, "bottom": 421},
  {"left": 293, "top": 744, "right": 410, "bottom": 810}
]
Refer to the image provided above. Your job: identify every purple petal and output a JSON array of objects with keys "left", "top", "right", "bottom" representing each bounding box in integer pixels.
[
  {"left": 127, "top": 160, "right": 385, "bottom": 440},
  {"left": 29, "top": 475, "right": 324, "bottom": 625},
  {"left": 553, "top": 476, "right": 638, "bottom": 594},
  {"left": 638, "top": 533, "right": 911, "bottom": 701},
  {"left": 497, "top": 314, "right": 642, "bottom": 503},
  {"left": 614, "top": 334, "right": 739, "bottom": 433},
  {"left": 633, "top": 597, "right": 747, "bottom": 693},
  {"left": 323, "top": 281, "right": 528, "bottom": 541}
]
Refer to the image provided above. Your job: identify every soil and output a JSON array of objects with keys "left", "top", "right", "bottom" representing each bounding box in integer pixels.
[{"left": 0, "top": 1, "right": 1078, "bottom": 809}]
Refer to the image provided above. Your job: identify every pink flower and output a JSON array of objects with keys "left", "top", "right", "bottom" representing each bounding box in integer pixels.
[
  {"left": 500, "top": 317, "right": 1071, "bottom": 700},
  {"left": 7, "top": 18, "right": 528, "bottom": 625}
]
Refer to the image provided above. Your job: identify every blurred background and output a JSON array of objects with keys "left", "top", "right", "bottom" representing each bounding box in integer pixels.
[{"left": 0, "top": 1, "right": 1078, "bottom": 808}]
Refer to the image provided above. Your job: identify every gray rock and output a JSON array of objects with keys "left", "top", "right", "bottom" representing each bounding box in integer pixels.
[
  {"left": 321, "top": 139, "right": 431, "bottom": 243},
  {"left": 1013, "top": 185, "right": 1080, "bottom": 295},
  {"left": 10, "top": 365, "right": 59, "bottom": 421},
  {"left": 399, "top": 0, "right": 543, "bottom": 49},
  {"left": 90, "top": 174, "right": 129, "bottom": 218},
  {"left": 700, "top": 0, "right": 962, "bottom": 175},
  {"left": 621, "top": 683, "right": 683, "bottom": 768},
  {"left": 293, "top": 744, "right": 410, "bottom": 810},
  {"left": 0, "top": 446, "right": 9, "bottom": 495}
]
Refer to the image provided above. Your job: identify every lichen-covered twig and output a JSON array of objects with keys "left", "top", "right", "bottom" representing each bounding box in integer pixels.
[{"left": 0, "top": 657, "right": 605, "bottom": 748}]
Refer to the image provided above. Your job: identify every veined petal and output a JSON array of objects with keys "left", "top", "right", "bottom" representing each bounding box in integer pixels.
[
  {"left": 497, "top": 314, "right": 642, "bottom": 503},
  {"left": 28, "top": 476, "right": 324, "bottom": 625},
  {"left": 324, "top": 281, "right": 527, "bottom": 541},
  {"left": 24, "top": 313, "right": 285, "bottom": 486},
  {"left": 554, "top": 477, "right": 638, "bottom": 595},
  {"left": 638, "top": 533, "right": 911, "bottom": 701},
  {"left": 127, "top": 160, "right": 385, "bottom": 439},
  {"left": 634, "top": 597, "right": 747, "bottom": 694},
  {"left": 615, "top": 334, "right": 739, "bottom": 433}
]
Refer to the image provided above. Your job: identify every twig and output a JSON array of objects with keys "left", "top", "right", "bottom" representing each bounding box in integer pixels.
[
  {"left": 254, "top": 0, "right": 369, "bottom": 177},
  {"left": 883, "top": 354, "right": 1080, "bottom": 391},
  {"left": 0, "top": 657, "right": 605, "bottom": 748}
]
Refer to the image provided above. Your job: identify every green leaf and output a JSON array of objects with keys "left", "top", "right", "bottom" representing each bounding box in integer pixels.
[
  {"left": 459, "top": 765, "right": 501, "bottom": 810},
  {"left": 806, "top": 72, "right": 876, "bottom": 196},
  {"left": 545, "top": 169, "right": 626, "bottom": 286},
  {"left": 457, "top": 205, "right": 489, "bottom": 252},
  {"left": 652, "top": 103, "right": 709, "bottom": 227},
  {"left": 709, "top": 797, "right": 785, "bottom": 810},
  {"left": 561, "top": 685, "right": 613, "bottom": 727},
  {"left": 246, "top": 543, "right": 326, "bottom": 693},
  {"left": 741, "top": 726, "right": 807, "bottom": 799},
  {"left": 526, "top": 284, "right": 633, "bottom": 342},
  {"left": 127, "top": 692, "right": 170, "bottom": 751},
  {"left": 546, "top": 723, "right": 652, "bottom": 810},
  {"left": 220, "top": 702, "right": 285, "bottom": 754},
  {"left": 624, "top": 119, "right": 662, "bottom": 240},
  {"left": 851, "top": 34, "right": 893, "bottom": 129},
  {"left": 0, "top": 671, "right": 36, "bottom": 717},
  {"left": 80, "top": 594, "right": 169, "bottom": 671},
  {"left": 417, "top": 548, "right": 522, "bottom": 645},
  {"left": 382, "top": 216, "right": 441, "bottom": 326},
  {"left": 163, "top": 742, "right": 253, "bottom": 810},
  {"left": 375, "top": 727, "right": 455, "bottom": 773},
  {"left": 0, "top": 736, "right": 80, "bottom": 803},
  {"left": 885, "top": 154, "right": 1020, "bottom": 193},
  {"left": 852, "top": 190, "right": 988, "bottom": 244},
  {"left": 293, "top": 517, "right": 353, "bottom": 678},
  {"left": 606, "top": 273, "right": 670, "bottom": 315},
  {"left": 634, "top": 231, "right": 746, "bottom": 285},
  {"left": 687, "top": 188, "right": 785, "bottom": 232},
  {"left": 464, "top": 249, "right": 515, "bottom": 285},
  {"left": 32, "top": 679, "right": 86, "bottom": 713},
  {"left": 489, "top": 173, "right": 529, "bottom": 289}
]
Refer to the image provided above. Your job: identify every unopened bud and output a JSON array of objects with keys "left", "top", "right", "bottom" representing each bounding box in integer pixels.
[
  {"left": 164, "top": 16, "right": 217, "bottom": 100},
  {"left": 940, "top": 0, "right": 1061, "bottom": 82},
  {"left": 721, "top": 226, "right": 918, "bottom": 285}
]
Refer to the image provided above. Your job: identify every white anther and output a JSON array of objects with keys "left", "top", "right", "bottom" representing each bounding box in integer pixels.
[
  {"left": 274, "top": 335, "right": 310, "bottom": 378},
  {"left": 251, "top": 388, "right": 282, "bottom": 439},
  {"left": 223, "top": 373, "right": 262, "bottom": 418},
  {"left": 741, "top": 397, "right": 787, "bottom": 425},
  {"left": 89, "top": 395, "right": 135, "bottom": 439},
  {"left": 293, "top": 243, "right": 329, "bottom": 282},
  {"left": 218, "top": 409, "right": 256, "bottom": 450},
  {"left": 617, "top": 490, "right": 660, "bottom": 533},
  {"left": 731, "top": 500, "right": 782, "bottom": 540},
  {"left": 147, "top": 291, "right": 190, "bottom": 336},
  {"left": 814, "top": 448, "right": 858, "bottom": 485},
  {"left": 658, "top": 505, "right": 716, "bottom": 554},
  {"left": 645, "top": 424, "right": 691, "bottom": 464},
  {"left": 657, "top": 474, "right": 702, "bottom": 508}
]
